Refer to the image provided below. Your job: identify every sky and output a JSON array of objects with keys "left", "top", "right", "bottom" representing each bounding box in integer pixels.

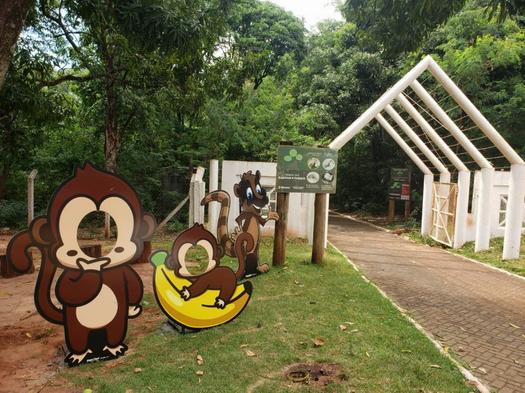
[{"left": 268, "top": 0, "right": 344, "bottom": 30}]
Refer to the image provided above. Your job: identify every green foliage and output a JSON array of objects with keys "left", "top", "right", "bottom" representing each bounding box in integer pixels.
[
  {"left": 228, "top": 0, "right": 306, "bottom": 89},
  {"left": 0, "top": 200, "right": 26, "bottom": 229},
  {"left": 342, "top": 0, "right": 468, "bottom": 57},
  {"left": 1, "top": 0, "right": 524, "bottom": 229}
]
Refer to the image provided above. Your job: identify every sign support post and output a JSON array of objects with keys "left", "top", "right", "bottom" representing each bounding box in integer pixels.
[
  {"left": 272, "top": 192, "right": 289, "bottom": 266},
  {"left": 311, "top": 193, "right": 328, "bottom": 264}
]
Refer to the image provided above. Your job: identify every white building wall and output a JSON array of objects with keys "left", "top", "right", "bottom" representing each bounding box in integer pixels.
[
  {"left": 211, "top": 160, "right": 315, "bottom": 243},
  {"left": 470, "top": 170, "right": 525, "bottom": 239}
]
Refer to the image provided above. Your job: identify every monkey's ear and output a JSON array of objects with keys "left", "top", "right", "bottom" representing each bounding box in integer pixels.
[
  {"left": 255, "top": 170, "right": 261, "bottom": 181},
  {"left": 234, "top": 184, "right": 241, "bottom": 197},
  {"left": 140, "top": 213, "right": 156, "bottom": 240},
  {"left": 30, "top": 217, "right": 54, "bottom": 246}
]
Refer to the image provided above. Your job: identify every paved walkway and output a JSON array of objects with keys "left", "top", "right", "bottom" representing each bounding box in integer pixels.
[{"left": 329, "top": 214, "right": 525, "bottom": 393}]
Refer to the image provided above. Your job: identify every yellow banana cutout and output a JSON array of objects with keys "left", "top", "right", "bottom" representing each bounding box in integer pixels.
[{"left": 149, "top": 225, "right": 254, "bottom": 330}]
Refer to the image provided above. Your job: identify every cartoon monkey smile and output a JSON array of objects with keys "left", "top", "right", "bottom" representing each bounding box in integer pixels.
[{"left": 6, "top": 163, "right": 156, "bottom": 366}]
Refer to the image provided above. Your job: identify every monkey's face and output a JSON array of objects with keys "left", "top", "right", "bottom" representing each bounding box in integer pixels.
[
  {"left": 174, "top": 239, "right": 217, "bottom": 278},
  {"left": 234, "top": 170, "right": 269, "bottom": 213},
  {"left": 55, "top": 196, "right": 137, "bottom": 269},
  {"left": 167, "top": 224, "right": 220, "bottom": 279}
]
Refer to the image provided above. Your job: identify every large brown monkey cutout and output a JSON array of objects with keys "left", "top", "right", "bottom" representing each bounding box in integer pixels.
[
  {"left": 6, "top": 163, "right": 156, "bottom": 366},
  {"left": 166, "top": 224, "right": 254, "bottom": 308},
  {"left": 201, "top": 170, "right": 279, "bottom": 278}
]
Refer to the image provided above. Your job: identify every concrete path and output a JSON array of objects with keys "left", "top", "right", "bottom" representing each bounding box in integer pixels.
[{"left": 329, "top": 214, "right": 525, "bottom": 393}]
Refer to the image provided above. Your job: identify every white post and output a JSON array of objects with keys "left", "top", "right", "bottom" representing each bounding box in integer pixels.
[
  {"left": 503, "top": 164, "right": 525, "bottom": 259},
  {"left": 376, "top": 114, "right": 433, "bottom": 175},
  {"left": 208, "top": 159, "right": 220, "bottom": 236},
  {"left": 422, "top": 174, "right": 434, "bottom": 235},
  {"left": 411, "top": 80, "right": 492, "bottom": 169},
  {"left": 439, "top": 172, "right": 451, "bottom": 183},
  {"left": 427, "top": 58, "right": 525, "bottom": 166},
  {"left": 329, "top": 56, "right": 431, "bottom": 150},
  {"left": 475, "top": 167, "right": 494, "bottom": 251},
  {"left": 385, "top": 105, "right": 449, "bottom": 175},
  {"left": 189, "top": 167, "right": 206, "bottom": 226},
  {"left": 454, "top": 171, "right": 470, "bottom": 249},
  {"left": 27, "top": 169, "right": 38, "bottom": 226}
]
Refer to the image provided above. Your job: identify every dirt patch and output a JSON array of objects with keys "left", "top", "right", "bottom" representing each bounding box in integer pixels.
[{"left": 284, "top": 362, "right": 347, "bottom": 389}]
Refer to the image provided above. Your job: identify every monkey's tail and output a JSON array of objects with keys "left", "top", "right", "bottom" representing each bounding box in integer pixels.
[
  {"left": 6, "top": 231, "right": 63, "bottom": 324},
  {"left": 201, "top": 190, "right": 235, "bottom": 257},
  {"left": 234, "top": 232, "right": 255, "bottom": 280}
]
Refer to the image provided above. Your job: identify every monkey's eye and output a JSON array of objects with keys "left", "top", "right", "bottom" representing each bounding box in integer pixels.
[
  {"left": 246, "top": 187, "right": 254, "bottom": 201},
  {"left": 66, "top": 250, "right": 78, "bottom": 257},
  {"left": 256, "top": 184, "right": 262, "bottom": 194}
]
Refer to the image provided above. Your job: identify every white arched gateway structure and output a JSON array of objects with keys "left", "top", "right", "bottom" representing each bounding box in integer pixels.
[{"left": 327, "top": 55, "right": 525, "bottom": 260}]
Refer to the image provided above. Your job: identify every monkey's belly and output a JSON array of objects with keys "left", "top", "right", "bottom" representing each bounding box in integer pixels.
[{"left": 76, "top": 284, "right": 119, "bottom": 329}]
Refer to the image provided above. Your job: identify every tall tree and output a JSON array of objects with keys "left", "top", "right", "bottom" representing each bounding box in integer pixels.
[
  {"left": 0, "top": 0, "right": 34, "bottom": 90},
  {"left": 37, "top": 0, "right": 232, "bottom": 172},
  {"left": 227, "top": 0, "right": 306, "bottom": 89}
]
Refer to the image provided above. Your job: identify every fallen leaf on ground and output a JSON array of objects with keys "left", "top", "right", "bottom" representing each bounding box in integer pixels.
[
  {"left": 443, "top": 346, "right": 449, "bottom": 353},
  {"left": 350, "top": 329, "right": 359, "bottom": 333},
  {"left": 196, "top": 355, "right": 204, "bottom": 365},
  {"left": 312, "top": 337, "right": 325, "bottom": 347},
  {"left": 339, "top": 324, "right": 347, "bottom": 331},
  {"left": 240, "top": 344, "right": 249, "bottom": 348},
  {"left": 134, "top": 368, "right": 142, "bottom": 373},
  {"left": 195, "top": 370, "right": 204, "bottom": 376},
  {"left": 509, "top": 323, "right": 520, "bottom": 329},
  {"left": 25, "top": 332, "right": 32, "bottom": 338},
  {"left": 429, "top": 364, "right": 441, "bottom": 369},
  {"left": 245, "top": 350, "right": 256, "bottom": 357},
  {"left": 365, "top": 351, "right": 370, "bottom": 358},
  {"left": 401, "top": 349, "right": 412, "bottom": 353},
  {"left": 478, "top": 367, "right": 487, "bottom": 374}
]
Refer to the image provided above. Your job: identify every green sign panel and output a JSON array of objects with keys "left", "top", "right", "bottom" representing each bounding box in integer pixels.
[
  {"left": 276, "top": 146, "right": 338, "bottom": 193},
  {"left": 389, "top": 168, "right": 411, "bottom": 200}
]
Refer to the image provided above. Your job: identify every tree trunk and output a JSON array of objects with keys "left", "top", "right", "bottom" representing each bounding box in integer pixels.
[
  {"left": 104, "top": 52, "right": 118, "bottom": 173},
  {"left": 0, "top": 0, "right": 34, "bottom": 91},
  {"left": 0, "top": 173, "right": 6, "bottom": 200}
]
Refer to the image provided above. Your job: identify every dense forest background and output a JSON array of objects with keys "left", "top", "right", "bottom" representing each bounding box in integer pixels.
[{"left": 1, "top": 0, "right": 524, "bottom": 228}]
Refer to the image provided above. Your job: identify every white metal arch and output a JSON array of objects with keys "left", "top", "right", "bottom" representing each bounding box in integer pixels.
[{"left": 327, "top": 55, "right": 525, "bottom": 260}]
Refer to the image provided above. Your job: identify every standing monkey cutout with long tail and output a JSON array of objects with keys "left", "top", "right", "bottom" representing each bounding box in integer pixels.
[
  {"left": 201, "top": 170, "right": 279, "bottom": 278},
  {"left": 6, "top": 163, "right": 156, "bottom": 366}
]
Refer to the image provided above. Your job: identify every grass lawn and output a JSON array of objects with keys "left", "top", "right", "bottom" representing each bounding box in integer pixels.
[{"left": 64, "top": 238, "right": 471, "bottom": 393}]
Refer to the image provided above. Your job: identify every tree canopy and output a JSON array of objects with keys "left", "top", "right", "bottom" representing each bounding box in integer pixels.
[{"left": 0, "top": 0, "right": 524, "bottom": 227}]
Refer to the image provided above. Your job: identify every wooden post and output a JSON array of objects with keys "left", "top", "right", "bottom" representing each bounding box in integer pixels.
[
  {"left": 272, "top": 192, "right": 289, "bottom": 266},
  {"left": 388, "top": 199, "right": 395, "bottom": 223},
  {"left": 311, "top": 193, "right": 328, "bottom": 264},
  {"left": 27, "top": 169, "right": 37, "bottom": 226},
  {"left": 404, "top": 200, "right": 411, "bottom": 220},
  {"left": 104, "top": 214, "right": 111, "bottom": 238}
]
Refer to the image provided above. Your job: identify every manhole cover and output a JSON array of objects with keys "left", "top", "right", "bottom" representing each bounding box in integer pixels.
[{"left": 284, "top": 362, "right": 347, "bottom": 388}]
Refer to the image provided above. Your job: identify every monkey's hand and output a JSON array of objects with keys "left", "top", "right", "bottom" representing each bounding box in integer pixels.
[
  {"left": 77, "top": 258, "right": 110, "bottom": 271},
  {"left": 268, "top": 211, "right": 279, "bottom": 221},
  {"left": 214, "top": 298, "right": 226, "bottom": 309},
  {"left": 230, "top": 227, "right": 241, "bottom": 243},
  {"left": 181, "top": 287, "right": 191, "bottom": 300},
  {"left": 128, "top": 305, "right": 142, "bottom": 318}
]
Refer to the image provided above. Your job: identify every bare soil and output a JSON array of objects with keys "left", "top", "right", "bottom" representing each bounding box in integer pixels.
[
  {"left": 284, "top": 362, "right": 347, "bottom": 389},
  {"left": 0, "top": 235, "right": 157, "bottom": 393}
]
